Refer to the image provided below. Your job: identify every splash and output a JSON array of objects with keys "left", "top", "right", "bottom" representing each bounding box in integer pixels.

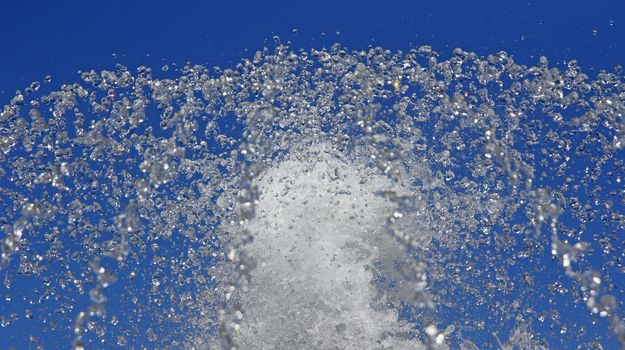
[{"left": 1, "top": 42, "right": 624, "bottom": 349}]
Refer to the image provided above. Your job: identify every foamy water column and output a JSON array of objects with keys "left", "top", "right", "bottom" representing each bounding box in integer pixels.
[{"left": 233, "top": 143, "right": 426, "bottom": 349}]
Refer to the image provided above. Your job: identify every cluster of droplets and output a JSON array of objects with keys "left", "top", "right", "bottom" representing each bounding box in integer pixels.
[{"left": 0, "top": 39, "right": 624, "bottom": 349}]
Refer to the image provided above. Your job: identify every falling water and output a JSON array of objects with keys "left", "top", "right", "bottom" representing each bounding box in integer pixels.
[{"left": 1, "top": 42, "right": 625, "bottom": 349}]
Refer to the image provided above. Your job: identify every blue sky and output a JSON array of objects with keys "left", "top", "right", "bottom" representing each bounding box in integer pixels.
[{"left": 1, "top": 0, "right": 624, "bottom": 97}]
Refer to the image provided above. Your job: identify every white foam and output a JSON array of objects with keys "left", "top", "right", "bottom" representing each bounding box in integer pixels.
[{"left": 233, "top": 144, "right": 427, "bottom": 349}]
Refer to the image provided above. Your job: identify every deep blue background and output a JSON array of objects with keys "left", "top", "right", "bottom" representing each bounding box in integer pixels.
[
  {"left": 1, "top": 0, "right": 625, "bottom": 348},
  {"left": 1, "top": 0, "right": 624, "bottom": 98}
]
